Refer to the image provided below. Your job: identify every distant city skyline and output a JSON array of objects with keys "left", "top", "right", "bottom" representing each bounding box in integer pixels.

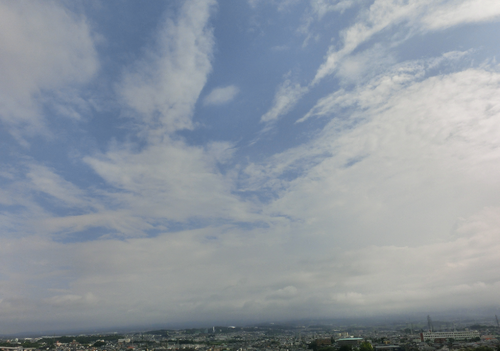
[
  {"left": 1, "top": 0, "right": 500, "bottom": 335},
  {"left": 2, "top": 310, "right": 500, "bottom": 337}
]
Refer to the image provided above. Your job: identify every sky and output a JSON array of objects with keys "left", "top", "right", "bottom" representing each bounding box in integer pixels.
[{"left": 1, "top": 0, "right": 500, "bottom": 335}]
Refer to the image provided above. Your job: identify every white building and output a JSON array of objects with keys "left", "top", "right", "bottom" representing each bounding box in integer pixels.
[{"left": 419, "top": 331, "right": 480, "bottom": 341}]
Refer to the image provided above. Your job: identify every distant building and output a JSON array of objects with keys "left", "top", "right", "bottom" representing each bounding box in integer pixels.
[
  {"left": 337, "top": 338, "right": 363, "bottom": 347},
  {"left": 419, "top": 331, "right": 479, "bottom": 342}
]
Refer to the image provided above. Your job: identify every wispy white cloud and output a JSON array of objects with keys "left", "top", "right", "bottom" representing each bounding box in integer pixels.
[
  {"left": 118, "top": 0, "right": 216, "bottom": 135},
  {"left": 276, "top": 0, "right": 301, "bottom": 12},
  {"left": 313, "top": 0, "right": 500, "bottom": 84},
  {"left": 203, "top": 85, "right": 240, "bottom": 105},
  {"left": 273, "top": 0, "right": 500, "bottom": 130},
  {"left": 260, "top": 78, "right": 309, "bottom": 123},
  {"left": 83, "top": 140, "right": 260, "bottom": 232},
  {"left": 247, "top": 0, "right": 260, "bottom": 9},
  {"left": 0, "top": 0, "right": 255, "bottom": 242},
  {"left": 26, "top": 165, "right": 91, "bottom": 209},
  {"left": 422, "top": 0, "right": 500, "bottom": 30},
  {"left": 301, "top": 50, "right": 475, "bottom": 122},
  {"left": 310, "top": 0, "right": 362, "bottom": 18},
  {"left": 0, "top": 161, "right": 117, "bottom": 242},
  {"left": 48, "top": 0, "right": 252, "bottom": 239},
  {"left": 313, "top": 0, "right": 430, "bottom": 84},
  {"left": 262, "top": 63, "right": 500, "bottom": 249},
  {"left": 0, "top": 0, "right": 98, "bottom": 138}
]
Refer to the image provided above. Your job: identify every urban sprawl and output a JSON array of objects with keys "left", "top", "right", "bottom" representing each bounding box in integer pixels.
[{"left": 2, "top": 319, "right": 499, "bottom": 351}]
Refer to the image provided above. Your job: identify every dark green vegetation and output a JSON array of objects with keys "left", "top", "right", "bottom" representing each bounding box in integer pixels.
[
  {"left": 359, "top": 341, "right": 374, "bottom": 351},
  {"left": 0, "top": 341, "right": 41, "bottom": 348},
  {"left": 11, "top": 335, "right": 127, "bottom": 349}
]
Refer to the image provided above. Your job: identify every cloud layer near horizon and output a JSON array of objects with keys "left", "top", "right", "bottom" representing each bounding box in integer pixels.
[{"left": 0, "top": 0, "right": 500, "bottom": 334}]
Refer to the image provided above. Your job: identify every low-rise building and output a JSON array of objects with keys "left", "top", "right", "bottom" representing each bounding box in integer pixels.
[{"left": 419, "top": 331, "right": 480, "bottom": 342}]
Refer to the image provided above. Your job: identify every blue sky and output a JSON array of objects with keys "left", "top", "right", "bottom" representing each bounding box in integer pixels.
[{"left": 2, "top": 0, "right": 500, "bottom": 334}]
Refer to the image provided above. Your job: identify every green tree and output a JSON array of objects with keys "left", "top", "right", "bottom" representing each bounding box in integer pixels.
[
  {"left": 359, "top": 341, "right": 374, "bottom": 351},
  {"left": 339, "top": 345, "right": 352, "bottom": 351}
]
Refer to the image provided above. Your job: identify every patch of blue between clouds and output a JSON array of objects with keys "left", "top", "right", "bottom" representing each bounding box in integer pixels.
[
  {"left": 0, "top": 124, "right": 20, "bottom": 158},
  {"left": 397, "top": 22, "right": 500, "bottom": 63},
  {"left": 146, "top": 219, "right": 271, "bottom": 237},
  {"left": 187, "top": 1, "right": 342, "bottom": 157},
  {"left": 54, "top": 226, "right": 119, "bottom": 244},
  {"left": 30, "top": 192, "right": 88, "bottom": 217},
  {"left": 344, "top": 156, "right": 366, "bottom": 168},
  {"left": 0, "top": 203, "right": 25, "bottom": 215},
  {"left": 233, "top": 221, "right": 270, "bottom": 230}
]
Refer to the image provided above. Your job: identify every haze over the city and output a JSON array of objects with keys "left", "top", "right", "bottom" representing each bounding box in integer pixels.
[{"left": 1, "top": 0, "right": 500, "bottom": 335}]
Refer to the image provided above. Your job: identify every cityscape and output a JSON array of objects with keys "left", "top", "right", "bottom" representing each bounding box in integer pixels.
[{"left": 1, "top": 316, "right": 500, "bottom": 351}]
